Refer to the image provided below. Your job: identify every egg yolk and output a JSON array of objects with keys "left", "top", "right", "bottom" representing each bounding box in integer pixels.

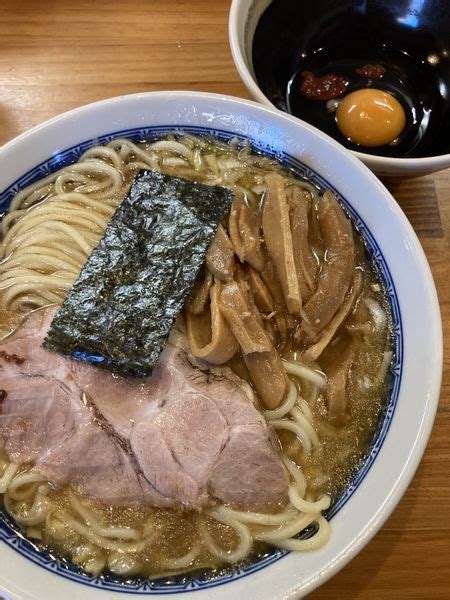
[{"left": 336, "top": 88, "right": 406, "bottom": 147}]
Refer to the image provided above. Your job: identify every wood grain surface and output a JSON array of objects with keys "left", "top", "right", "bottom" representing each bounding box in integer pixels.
[{"left": 0, "top": 1, "right": 448, "bottom": 598}]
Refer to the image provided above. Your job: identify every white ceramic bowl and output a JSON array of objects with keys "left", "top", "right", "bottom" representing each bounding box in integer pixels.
[
  {"left": 229, "top": 0, "right": 450, "bottom": 177},
  {"left": 0, "top": 91, "right": 442, "bottom": 599}
]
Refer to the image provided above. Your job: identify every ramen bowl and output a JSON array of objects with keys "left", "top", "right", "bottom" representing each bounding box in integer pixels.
[
  {"left": 0, "top": 91, "right": 442, "bottom": 599},
  {"left": 229, "top": 0, "right": 450, "bottom": 176}
]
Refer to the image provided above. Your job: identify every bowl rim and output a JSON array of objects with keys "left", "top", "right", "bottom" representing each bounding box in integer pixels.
[
  {"left": 228, "top": 0, "right": 450, "bottom": 172},
  {"left": 0, "top": 90, "right": 443, "bottom": 599}
]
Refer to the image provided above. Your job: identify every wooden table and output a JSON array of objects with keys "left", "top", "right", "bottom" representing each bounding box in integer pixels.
[{"left": 0, "top": 1, "right": 448, "bottom": 598}]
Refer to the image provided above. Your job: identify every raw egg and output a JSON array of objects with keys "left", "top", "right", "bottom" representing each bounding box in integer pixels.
[{"left": 336, "top": 88, "right": 406, "bottom": 147}]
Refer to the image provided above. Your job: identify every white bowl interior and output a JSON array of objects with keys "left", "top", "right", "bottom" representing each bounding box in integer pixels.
[{"left": 0, "top": 92, "right": 442, "bottom": 599}]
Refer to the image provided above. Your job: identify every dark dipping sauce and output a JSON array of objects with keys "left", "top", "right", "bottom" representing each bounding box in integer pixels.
[{"left": 252, "top": 0, "right": 450, "bottom": 158}]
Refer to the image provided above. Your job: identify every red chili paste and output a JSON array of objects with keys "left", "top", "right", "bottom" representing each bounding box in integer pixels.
[
  {"left": 300, "top": 71, "right": 348, "bottom": 100},
  {"left": 356, "top": 63, "right": 386, "bottom": 79}
]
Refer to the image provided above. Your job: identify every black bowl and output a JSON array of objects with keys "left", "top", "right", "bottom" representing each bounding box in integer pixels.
[{"left": 252, "top": 0, "right": 450, "bottom": 158}]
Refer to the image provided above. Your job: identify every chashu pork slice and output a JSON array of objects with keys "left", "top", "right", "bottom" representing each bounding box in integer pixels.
[
  {"left": 0, "top": 309, "right": 288, "bottom": 510},
  {"left": 0, "top": 311, "right": 170, "bottom": 507}
]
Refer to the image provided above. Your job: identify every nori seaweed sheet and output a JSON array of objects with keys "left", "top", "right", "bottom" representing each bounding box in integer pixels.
[{"left": 43, "top": 170, "right": 233, "bottom": 376}]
